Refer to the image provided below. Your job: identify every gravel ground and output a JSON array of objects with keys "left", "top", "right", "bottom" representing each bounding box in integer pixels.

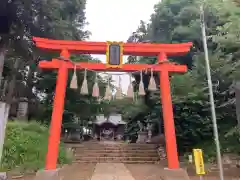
[
  {"left": 125, "top": 164, "right": 166, "bottom": 180},
  {"left": 8, "top": 163, "right": 96, "bottom": 180},
  {"left": 125, "top": 164, "right": 239, "bottom": 180},
  {"left": 59, "top": 163, "right": 96, "bottom": 180},
  {"left": 7, "top": 163, "right": 240, "bottom": 180}
]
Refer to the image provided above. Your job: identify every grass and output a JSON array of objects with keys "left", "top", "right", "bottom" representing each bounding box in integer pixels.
[{"left": 0, "top": 121, "right": 72, "bottom": 173}]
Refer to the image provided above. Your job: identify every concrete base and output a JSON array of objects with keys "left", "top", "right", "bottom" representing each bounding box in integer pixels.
[
  {"left": 162, "top": 168, "right": 190, "bottom": 180},
  {"left": 34, "top": 169, "right": 62, "bottom": 180},
  {"left": 136, "top": 132, "right": 148, "bottom": 143},
  {"left": 0, "top": 172, "right": 7, "bottom": 180}
]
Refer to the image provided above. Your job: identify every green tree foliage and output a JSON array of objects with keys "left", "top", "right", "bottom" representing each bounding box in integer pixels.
[
  {"left": 0, "top": 0, "right": 106, "bottom": 125},
  {"left": 127, "top": 0, "right": 240, "bottom": 153}
]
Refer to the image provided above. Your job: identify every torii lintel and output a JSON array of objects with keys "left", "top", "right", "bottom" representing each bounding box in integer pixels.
[
  {"left": 33, "top": 37, "right": 192, "bottom": 56},
  {"left": 39, "top": 59, "right": 187, "bottom": 73}
]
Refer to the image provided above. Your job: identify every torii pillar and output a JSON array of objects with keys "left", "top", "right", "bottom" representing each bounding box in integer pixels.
[{"left": 33, "top": 37, "right": 192, "bottom": 180}]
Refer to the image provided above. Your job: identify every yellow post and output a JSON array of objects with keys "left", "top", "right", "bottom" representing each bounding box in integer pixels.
[{"left": 193, "top": 149, "right": 205, "bottom": 179}]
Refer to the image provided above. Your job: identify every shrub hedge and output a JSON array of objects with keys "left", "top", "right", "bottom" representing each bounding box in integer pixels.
[{"left": 0, "top": 121, "right": 71, "bottom": 172}]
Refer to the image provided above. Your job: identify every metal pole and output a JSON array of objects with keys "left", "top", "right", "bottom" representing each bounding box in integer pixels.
[{"left": 200, "top": 4, "right": 224, "bottom": 180}]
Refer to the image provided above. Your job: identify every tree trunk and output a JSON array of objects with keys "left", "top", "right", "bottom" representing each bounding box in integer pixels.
[
  {"left": 4, "top": 58, "right": 21, "bottom": 121},
  {"left": 0, "top": 49, "right": 6, "bottom": 90},
  {"left": 25, "top": 56, "right": 39, "bottom": 120},
  {"left": 6, "top": 58, "right": 20, "bottom": 103}
]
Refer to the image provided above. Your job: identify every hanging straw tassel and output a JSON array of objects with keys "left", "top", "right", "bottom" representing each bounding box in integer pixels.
[
  {"left": 104, "top": 76, "right": 112, "bottom": 100},
  {"left": 115, "top": 76, "right": 123, "bottom": 99},
  {"left": 144, "top": 68, "right": 148, "bottom": 74},
  {"left": 80, "top": 69, "right": 89, "bottom": 95},
  {"left": 70, "top": 65, "right": 78, "bottom": 89},
  {"left": 127, "top": 74, "right": 134, "bottom": 98},
  {"left": 148, "top": 68, "right": 157, "bottom": 91},
  {"left": 92, "top": 73, "right": 100, "bottom": 98},
  {"left": 138, "top": 71, "right": 145, "bottom": 96}
]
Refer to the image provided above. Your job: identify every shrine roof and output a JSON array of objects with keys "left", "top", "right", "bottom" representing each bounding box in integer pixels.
[{"left": 92, "top": 114, "right": 126, "bottom": 126}]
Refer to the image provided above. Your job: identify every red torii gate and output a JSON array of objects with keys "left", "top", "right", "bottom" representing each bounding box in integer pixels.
[{"left": 33, "top": 37, "right": 192, "bottom": 170}]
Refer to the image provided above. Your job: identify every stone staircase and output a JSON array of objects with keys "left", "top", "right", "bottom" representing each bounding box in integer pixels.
[{"left": 67, "top": 142, "right": 164, "bottom": 164}]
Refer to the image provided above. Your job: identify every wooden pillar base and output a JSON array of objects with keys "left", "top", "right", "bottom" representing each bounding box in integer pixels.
[
  {"left": 162, "top": 168, "right": 190, "bottom": 180},
  {"left": 34, "top": 169, "right": 62, "bottom": 180}
]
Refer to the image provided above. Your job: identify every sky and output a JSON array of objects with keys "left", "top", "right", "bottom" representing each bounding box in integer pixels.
[{"left": 85, "top": 0, "right": 160, "bottom": 93}]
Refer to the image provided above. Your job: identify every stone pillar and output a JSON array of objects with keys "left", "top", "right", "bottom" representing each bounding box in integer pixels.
[
  {"left": 0, "top": 172, "right": 7, "bottom": 180},
  {"left": 146, "top": 123, "right": 152, "bottom": 143},
  {"left": 17, "top": 97, "right": 28, "bottom": 120},
  {"left": 0, "top": 102, "right": 10, "bottom": 161},
  {"left": 34, "top": 169, "right": 61, "bottom": 180},
  {"left": 235, "top": 82, "right": 240, "bottom": 126},
  {"left": 0, "top": 102, "right": 10, "bottom": 179},
  {"left": 136, "top": 131, "right": 148, "bottom": 143}
]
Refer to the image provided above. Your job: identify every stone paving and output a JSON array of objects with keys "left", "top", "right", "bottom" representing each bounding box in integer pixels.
[
  {"left": 126, "top": 164, "right": 164, "bottom": 180},
  {"left": 90, "top": 163, "right": 135, "bottom": 180},
  {"left": 60, "top": 163, "right": 96, "bottom": 180}
]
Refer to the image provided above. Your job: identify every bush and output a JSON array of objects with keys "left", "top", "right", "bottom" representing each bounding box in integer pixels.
[
  {"left": 183, "top": 126, "right": 240, "bottom": 163},
  {"left": 0, "top": 121, "right": 71, "bottom": 172}
]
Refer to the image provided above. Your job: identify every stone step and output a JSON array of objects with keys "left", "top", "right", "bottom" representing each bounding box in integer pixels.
[
  {"left": 74, "top": 156, "right": 159, "bottom": 161},
  {"left": 67, "top": 143, "right": 158, "bottom": 148},
  {"left": 74, "top": 149, "right": 158, "bottom": 154},
  {"left": 73, "top": 147, "right": 157, "bottom": 151},
  {"left": 73, "top": 160, "right": 158, "bottom": 164},
  {"left": 66, "top": 142, "right": 165, "bottom": 164},
  {"left": 75, "top": 152, "right": 158, "bottom": 157}
]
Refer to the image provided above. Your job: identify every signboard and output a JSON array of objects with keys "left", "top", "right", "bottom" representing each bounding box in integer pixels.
[
  {"left": 106, "top": 41, "right": 123, "bottom": 68},
  {"left": 193, "top": 149, "right": 205, "bottom": 175}
]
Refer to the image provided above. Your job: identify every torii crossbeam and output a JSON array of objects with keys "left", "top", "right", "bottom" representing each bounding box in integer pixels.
[{"left": 33, "top": 37, "right": 192, "bottom": 171}]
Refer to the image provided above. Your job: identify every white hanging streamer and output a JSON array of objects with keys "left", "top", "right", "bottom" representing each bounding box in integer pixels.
[
  {"left": 67, "top": 58, "right": 169, "bottom": 98},
  {"left": 80, "top": 68, "right": 89, "bottom": 95},
  {"left": 104, "top": 75, "right": 112, "bottom": 100},
  {"left": 92, "top": 72, "right": 100, "bottom": 97},
  {"left": 70, "top": 65, "right": 78, "bottom": 89},
  {"left": 148, "top": 68, "right": 157, "bottom": 91},
  {"left": 127, "top": 74, "right": 134, "bottom": 99},
  {"left": 115, "top": 75, "right": 123, "bottom": 99},
  {"left": 138, "top": 71, "right": 145, "bottom": 96}
]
